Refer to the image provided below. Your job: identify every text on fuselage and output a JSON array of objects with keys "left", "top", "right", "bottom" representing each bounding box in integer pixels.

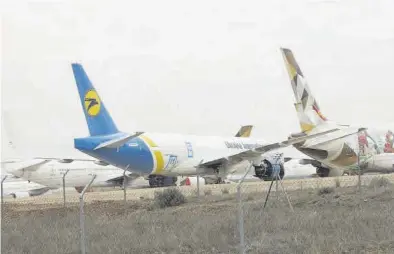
[{"left": 225, "top": 141, "right": 260, "bottom": 149}]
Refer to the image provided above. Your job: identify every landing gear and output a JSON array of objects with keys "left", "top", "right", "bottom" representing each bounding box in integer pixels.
[
  {"left": 316, "top": 167, "right": 330, "bottom": 177},
  {"left": 214, "top": 177, "right": 225, "bottom": 184},
  {"left": 148, "top": 175, "right": 177, "bottom": 188}
]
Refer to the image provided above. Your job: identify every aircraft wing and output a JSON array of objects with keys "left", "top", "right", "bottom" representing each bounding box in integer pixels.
[
  {"left": 104, "top": 172, "right": 142, "bottom": 183},
  {"left": 303, "top": 127, "right": 367, "bottom": 148},
  {"left": 33, "top": 157, "right": 98, "bottom": 162},
  {"left": 1, "top": 159, "right": 52, "bottom": 172},
  {"left": 198, "top": 128, "right": 341, "bottom": 168}
]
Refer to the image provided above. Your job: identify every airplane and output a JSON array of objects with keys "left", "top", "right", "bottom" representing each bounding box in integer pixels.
[
  {"left": 148, "top": 125, "right": 255, "bottom": 186},
  {"left": 280, "top": 47, "right": 394, "bottom": 177},
  {"left": 68, "top": 63, "right": 354, "bottom": 183},
  {"left": 2, "top": 114, "right": 255, "bottom": 190}
]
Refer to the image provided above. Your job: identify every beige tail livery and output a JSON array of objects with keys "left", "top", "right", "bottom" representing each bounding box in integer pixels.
[
  {"left": 280, "top": 48, "right": 327, "bottom": 133},
  {"left": 235, "top": 125, "right": 253, "bottom": 137}
]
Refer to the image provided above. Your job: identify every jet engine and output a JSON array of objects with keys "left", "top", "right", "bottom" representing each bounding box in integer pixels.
[
  {"left": 28, "top": 187, "right": 51, "bottom": 196},
  {"left": 148, "top": 175, "right": 178, "bottom": 188},
  {"left": 253, "top": 158, "right": 285, "bottom": 181}
]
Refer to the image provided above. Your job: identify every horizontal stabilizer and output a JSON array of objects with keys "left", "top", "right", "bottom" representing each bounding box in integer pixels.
[{"left": 94, "top": 132, "right": 144, "bottom": 150}]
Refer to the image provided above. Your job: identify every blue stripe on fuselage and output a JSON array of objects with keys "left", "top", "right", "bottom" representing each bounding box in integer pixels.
[{"left": 74, "top": 133, "right": 154, "bottom": 174}]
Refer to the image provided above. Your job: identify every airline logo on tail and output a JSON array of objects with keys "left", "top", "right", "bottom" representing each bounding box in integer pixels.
[
  {"left": 84, "top": 89, "right": 101, "bottom": 116},
  {"left": 235, "top": 125, "right": 253, "bottom": 138},
  {"left": 281, "top": 48, "right": 327, "bottom": 132}
]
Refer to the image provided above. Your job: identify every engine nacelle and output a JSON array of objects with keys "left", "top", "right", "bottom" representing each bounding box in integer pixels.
[
  {"left": 253, "top": 159, "right": 285, "bottom": 181},
  {"left": 75, "top": 186, "right": 94, "bottom": 193},
  {"left": 148, "top": 175, "right": 178, "bottom": 188},
  {"left": 28, "top": 188, "right": 51, "bottom": 196}
]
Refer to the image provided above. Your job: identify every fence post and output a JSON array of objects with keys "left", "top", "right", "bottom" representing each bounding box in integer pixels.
[
  {"left": 197, "top": 174, "right": 200, "bottom": 198},
  {"left": 62, "top": 170, "right": 70, "bottom": 208},
  {"left": 237, "top": 163, "right": 253, "bottom": 254},
  {"left": 1, "top": 175, "right": 8, "bottom": 216},
  {"left": 123, "top": 169, "right": 127, "bottom": 211},
  {"left": 80, "top": 174, "right": 96, "bottom": 254}
]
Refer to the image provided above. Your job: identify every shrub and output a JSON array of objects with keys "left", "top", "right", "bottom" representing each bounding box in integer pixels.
[
  {"left": 369, "top": 177, "right": 392, "bottom": 189},
  {"left": 317, "top": 187, "right": 334, "bottom": 196},
  {"left": 153, "top": 187, "right": 186, "bottom": 209}
]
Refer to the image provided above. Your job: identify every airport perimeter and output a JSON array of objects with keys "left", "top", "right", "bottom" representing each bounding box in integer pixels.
[
  {"left": 3, "top": 173, "right": 394, "bottom": 254},
  {"left": 4, "top": 173, "right": 394, "bottom": 207}
]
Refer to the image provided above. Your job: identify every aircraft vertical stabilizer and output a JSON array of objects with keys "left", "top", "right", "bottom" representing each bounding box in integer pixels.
[
  {"left": 235, "top": 125, "right": 253, "bottom": 137},
  {"left": 71, "top": 63, "right": 119, "bottom": 137},
  {"left": 280, "top": 48, "right": 328, "bottom": 133}
]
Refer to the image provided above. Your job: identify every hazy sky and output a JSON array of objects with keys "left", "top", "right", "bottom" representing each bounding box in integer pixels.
[{"left": 2, "top": 0, "right": 394, "bottom": 159}]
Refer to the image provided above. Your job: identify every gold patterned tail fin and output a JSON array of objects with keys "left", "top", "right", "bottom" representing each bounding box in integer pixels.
[
  {"left": 280, "top": 48, "right": 327, "bottom": 133},
  {"left": 235, "top": 125, "right": 253, "bottom": 137}
]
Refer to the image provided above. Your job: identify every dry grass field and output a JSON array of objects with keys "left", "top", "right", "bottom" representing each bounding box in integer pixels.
[{"left": 2, "top": 177, "right": 394, "bottom": 254}]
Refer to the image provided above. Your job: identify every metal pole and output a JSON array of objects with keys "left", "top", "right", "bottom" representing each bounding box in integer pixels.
[
  {"left": 122, "top": 165, "right": 130, "bottom": 211},
  {"left": 197, "top": 174, "right": 200, "bottom": 198},
  {"left": 80, "top": 174, "right": 96, "bottom": 254},
  {"left": 123, "top": 169, "right": 127, "bottom": 211},
  {"left": 236, "top": 163, "right": 253, "bottom": 254},
  {"left": 278, "top": 176, "right": 294, "bottom": 212},
  {"left": 62, "top": 170, "right": 70, "bottom": 208},
  {"left": 194, "top": 160, "right": 204, "bottom": 198},
  {"left": 237, "top": 185, "right": 245, "bottom": 254},
  {"left": 1, "top": 175, "right": 8, "bottom": 216},
  {"left": 357, "top": 129, "right": 363, "bottom": 198},
  {"left": 263, "top": 178, "right": 275, "bottom": 209}
]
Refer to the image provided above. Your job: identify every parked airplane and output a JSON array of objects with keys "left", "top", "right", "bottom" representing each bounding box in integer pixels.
[
  {"left": 280, "top": 47, "right": 394, "bottom": 177},
  {"left": 148, "top": 125, "right": 255, "bottom": 187},
  {"left": 69, "top": 63, "right": 350, "bottom": 183}
]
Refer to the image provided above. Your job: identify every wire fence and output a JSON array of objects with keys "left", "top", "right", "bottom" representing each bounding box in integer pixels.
[{"left": 2, "top": 140, "right": 394, "bottom": 254}]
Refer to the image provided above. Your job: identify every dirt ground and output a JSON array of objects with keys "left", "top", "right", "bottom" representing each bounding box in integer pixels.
[{"left": 2, "top": 181, "right": 394, "bottom": 254}]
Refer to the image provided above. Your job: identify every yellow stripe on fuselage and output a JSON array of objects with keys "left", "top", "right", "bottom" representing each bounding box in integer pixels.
[
  {"left": 140, "top": 135, "right": 165, "bottom": 174},
  {"left": 140, "top": 135, "right": 157, "bottom": 147},
  {"left": 153, "top": 150, "right": 165, "bottom": 174}
]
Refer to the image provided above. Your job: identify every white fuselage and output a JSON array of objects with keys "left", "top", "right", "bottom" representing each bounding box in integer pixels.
[
  {"left": 82, "top": 132, "right": 269, "bottom": 177},
  {"left": 294, "top": 122, "right": 394, "bottom": 176},
  {"left": 2, "top": 159, "right": 128, "bottom": 189}
]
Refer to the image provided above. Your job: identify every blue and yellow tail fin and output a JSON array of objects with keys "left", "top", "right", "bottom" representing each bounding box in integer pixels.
[{"left": 71, "top": 63, "right": 119, "bottom": 136}]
